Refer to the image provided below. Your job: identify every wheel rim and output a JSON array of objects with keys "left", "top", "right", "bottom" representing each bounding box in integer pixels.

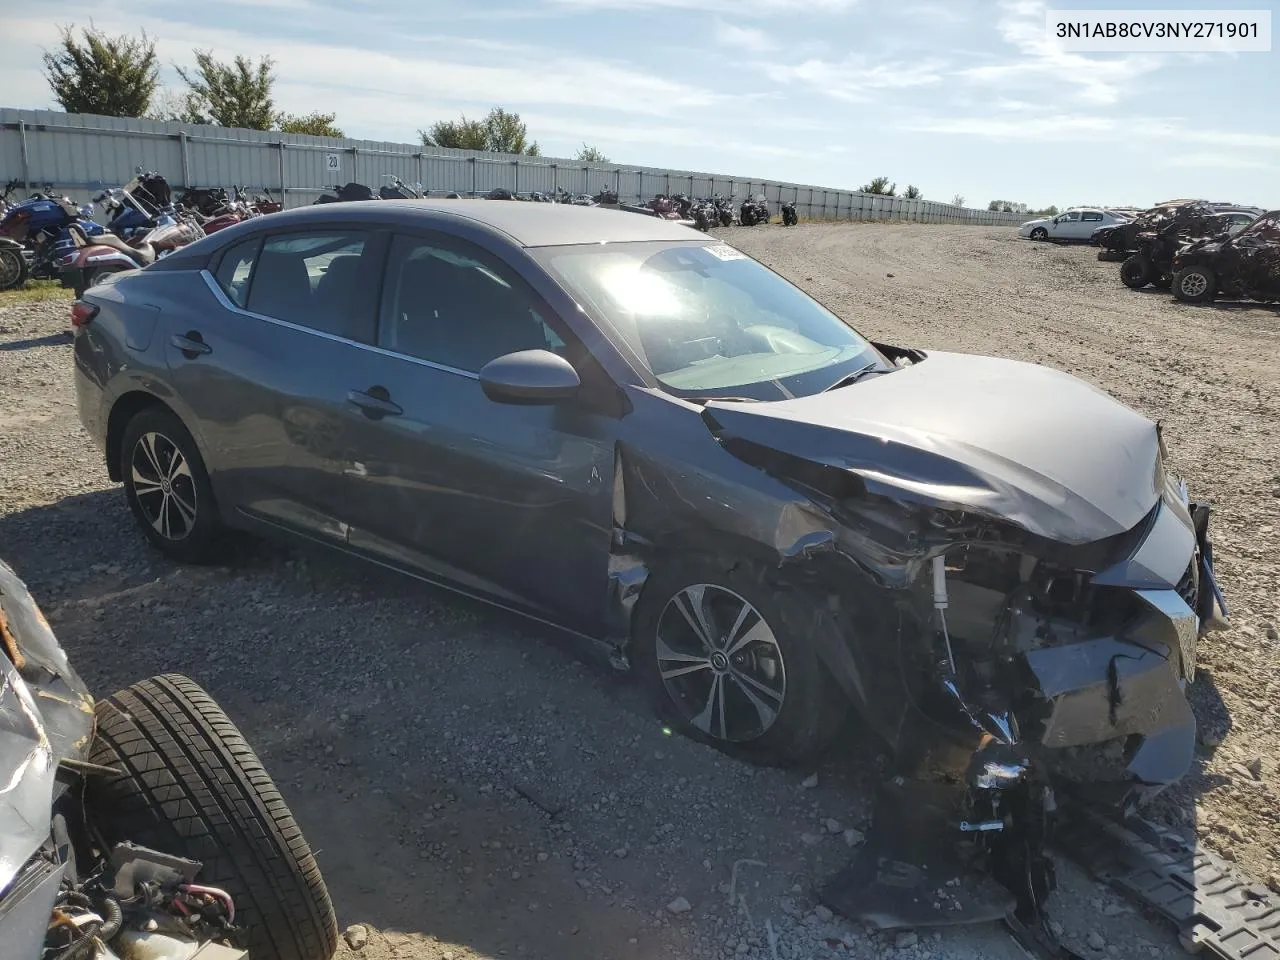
[
  {"left": 655, "top": 584, "right": 786, "bottom": 742},
  {"left": 0, "top": 250, "right": 20, "bottom": 287},
  {"left": 1180, "top": 272, "right": 1208, "bottom": 297},
  {"left": 130, "top": 432, "right": 198, "bottom": 541},
  {"left": 1031, "top": 229, "right": 1046, "bottom": 240}
]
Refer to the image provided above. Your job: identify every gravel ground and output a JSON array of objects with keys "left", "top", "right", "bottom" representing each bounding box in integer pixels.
[{"left": 1, "top": 224, "right": 1277, "bottom": 960}]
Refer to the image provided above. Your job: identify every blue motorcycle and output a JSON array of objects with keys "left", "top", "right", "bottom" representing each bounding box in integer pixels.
[{"left": 0, "top": 182, "right": 105, "bottom": 291}]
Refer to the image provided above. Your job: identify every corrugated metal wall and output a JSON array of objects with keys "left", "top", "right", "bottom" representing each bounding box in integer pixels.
[{"left": 0, "top": 107, "right": 1024, "bottom": 226}]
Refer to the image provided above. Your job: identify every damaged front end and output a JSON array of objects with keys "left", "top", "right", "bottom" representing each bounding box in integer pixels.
[{"left": 697, "top": 351, "right": 1228, "bottom": 946}]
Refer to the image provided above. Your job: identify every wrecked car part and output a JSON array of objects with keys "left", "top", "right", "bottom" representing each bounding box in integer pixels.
[{"left": 1057, "top": 803, "right": 1280, "bottom": 960}]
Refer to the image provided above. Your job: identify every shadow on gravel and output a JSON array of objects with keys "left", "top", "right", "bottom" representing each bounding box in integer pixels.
[{"left": 0, "top": 332, "right": 72, "bottom": 351}]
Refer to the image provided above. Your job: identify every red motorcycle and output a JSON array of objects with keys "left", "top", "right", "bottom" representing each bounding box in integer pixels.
[{"left": 61, "top": 214, "right": 204, "bottom": 296}]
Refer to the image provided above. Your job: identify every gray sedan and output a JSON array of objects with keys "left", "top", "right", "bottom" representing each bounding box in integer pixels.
[{"left": 72, "top": 200, "right": 1224, "bottom": 916}]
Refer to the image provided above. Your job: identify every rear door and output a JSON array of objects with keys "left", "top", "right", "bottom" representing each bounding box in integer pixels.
[
  {"left": 1076, "top": 210, "right": 1104, "bottom": 240},
  {"left": 164, "top": 226, "right": 381, "bottom": 541}
]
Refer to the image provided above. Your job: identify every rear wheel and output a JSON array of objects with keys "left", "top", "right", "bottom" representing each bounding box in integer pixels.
[
  {"left": 0, "top": 245, "right": 27, "bottom": 291},
  {"left": 121, "top": 405, "right": 222, "bottom": 562},
  {"left": 1172, "top": 265, "right": 1217, "bottom": 303},
  {"left": 88, "top": 675, "right": 338, "bottom": 960},
  {"left": 632, "top": 556, "right": 846, "bottom": 767},
  {"left": 1120, "top": 255, "right": 1152, "bottom": 289}
]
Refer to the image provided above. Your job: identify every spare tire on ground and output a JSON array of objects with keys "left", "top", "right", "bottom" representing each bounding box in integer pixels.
[{"left": 88, "top": 674, "right": 338, "bottom": 960}]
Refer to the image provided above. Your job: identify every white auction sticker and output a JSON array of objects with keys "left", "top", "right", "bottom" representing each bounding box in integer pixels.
[
  {"left": 704, "top": 243, "right": 746, "bottom": 261},
  {"left": 1047, "top": 9, "right": 1271, "bottom": 51}
]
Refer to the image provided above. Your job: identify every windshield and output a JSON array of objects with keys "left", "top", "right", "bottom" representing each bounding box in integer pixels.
[{"left": 534, "top": 240, "right": 885, "bottom": 401}]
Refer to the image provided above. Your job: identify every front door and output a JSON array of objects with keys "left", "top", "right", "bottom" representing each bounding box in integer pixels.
[
  {"left": 165, "top": 227, "right": 379, "bottom": 541},
  {"left": 340, "top": 230, "right": 618, "bottom": 635}
]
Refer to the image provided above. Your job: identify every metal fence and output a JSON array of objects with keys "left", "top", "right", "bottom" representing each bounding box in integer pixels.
[{"left": 1, "top": 107, "right": 1023, "bottom": 226}]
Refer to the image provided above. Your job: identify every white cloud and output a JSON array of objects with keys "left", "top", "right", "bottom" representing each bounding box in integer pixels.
[
  {"left": 713, "top": 21, "right": 776, "bottom": 53},
  {"left": 958, "top": 0, "right": 1163, "bottom": 106},
  {"left": 1163, "top": 152, "right": 1272, "bottom": 171},
  {"left": 764, "top": 57, "right": 946, "bottom": 102},
  {"left": 547, "top": 0, "right": 858, "bottom": 12}
]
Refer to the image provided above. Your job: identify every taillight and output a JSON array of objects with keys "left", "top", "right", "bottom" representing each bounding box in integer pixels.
[{"left": 71, "top": 301, "right": 98, "bottom": 328}]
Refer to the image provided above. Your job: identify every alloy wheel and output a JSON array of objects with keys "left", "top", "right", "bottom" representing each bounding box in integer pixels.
[
  {"left": 1180, "top": 271, "right": 1208, "bottom": 298},
  {"left": 0, "top": 249, "right": 22, "bottom": 288},
  {"left": 655, "top": 584, "right": 787, "bottom": 742},
  {"left": 130, "top": 432, "right": 198, "bottom": 541}
]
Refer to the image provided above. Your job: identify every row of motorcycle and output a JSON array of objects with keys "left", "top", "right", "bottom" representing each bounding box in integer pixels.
[
  {"left": 0, "top": 169, "right": 282, "bottom": 295},
  {"left": 321, "top": 179, "right": 802, "bottom": 230}
]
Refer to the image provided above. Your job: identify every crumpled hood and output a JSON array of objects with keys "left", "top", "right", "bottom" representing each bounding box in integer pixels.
[{"left": 703, "top": 351, "right": 1162, "bottom": 543}]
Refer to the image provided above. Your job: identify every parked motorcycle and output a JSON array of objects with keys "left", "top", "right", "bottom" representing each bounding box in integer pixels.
[
  {"left": 0, "top": 184, "right": 104, "bottom": 290},
  {"left": 781, "top": 199, "right": 798, "bottom": 226},
  {"left": 592, "top": 188, "right": 620, "bottom": 206},
  {"left": 714, "top": 195, "right": 736, "bottom": 227},
  {"left": 314, "top": 182, "right": 379, "bottom": 204},
  {"left": 739, "top": 194, "right": 770, "bottom": 226},
  {"left": 60, "top": 209, "right": 204, "bottom": 296},
  {"left": 690, "top": 198, "right": 719, "bottom": 232},
  {"left": 379, "top": 174, "right": 424, "bottom": 200}
]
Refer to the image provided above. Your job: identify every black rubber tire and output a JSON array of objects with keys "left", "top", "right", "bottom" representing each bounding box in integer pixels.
[
  {"left": 1029, "top": 227, "right": 1048, "bottom": 241},
  {"left": 1172, "top": 265, "right": 1217, "bottom": 304},
  {"left": 0, "top": 245, "right": 28, "bottom": 291},
  {"left": 120, "top": 405, "right": 222, "bottom": 563},
  {"left": 87, "top": 675, "right": 338, "bottom": 960},
  {"left": 632, "top": 555, "right": 847, "bottom": 767},
  {"left": 1120, "top": 255, "right": 1152, "bottom": 289}
]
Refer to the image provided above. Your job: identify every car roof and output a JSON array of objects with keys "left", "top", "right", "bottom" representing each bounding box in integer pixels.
[{"left": 233, "top": 199, "right": 700, "bottom": 248}]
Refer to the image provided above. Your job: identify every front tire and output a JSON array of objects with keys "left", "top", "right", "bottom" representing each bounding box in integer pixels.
[
  {"left": 88, "top": 675, "right": 338, "bottom": 960},
  {"left": 120, "top": 406, "right": 222, "bottom": 562},
  {"left": 1120, "top": 255, "right": 1153, "bottom": 289},
  {"left": 1029, "top": 227, "right": 1048, "bottom": 241},
  {"left": 1172, "top": 264, "right": 1217, "bottom": 303},
  {"left": 0, "top": 245, "right": 27, "bottom": 291},
  {"left": 632, "top": 556, "right": 846, "bottom": 767}
]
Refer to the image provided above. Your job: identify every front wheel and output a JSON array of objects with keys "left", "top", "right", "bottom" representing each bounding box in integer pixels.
[
  {"left": 1029, "top": 227, "right": 1048, "bottom": 241},
  {"left": 88, "top": 675, "right": 338, "bottom": 960},
  {"left": 0, "top": 244, "right": 28, "bottom": 291},
  {"left": 1120, "top": 255, "right": 1153, "bottom": 289},
  {"left": 632, "top": 557, "right": 846, "bottom": 767},
  {"left": 1172, "top": 265, "right": 1217, "bottom": 303}
]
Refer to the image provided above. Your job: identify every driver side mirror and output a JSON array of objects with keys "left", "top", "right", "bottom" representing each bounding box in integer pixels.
[{"left": 479, "top": 349, "right": 581, "bottom": 405}]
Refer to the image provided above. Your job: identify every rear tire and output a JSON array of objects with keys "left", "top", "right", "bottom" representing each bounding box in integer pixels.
[
  {"left": 632, "top": 555, "right": 847, "bottom": 767},
  {"left": 0, "top": 245, "right": 27, "bottom": 291},
  {"left": 121, "top": 405, "right": 222, "bottom": 562},
  {"left": 88, "top": 675, "right": 338, "bottom": 960},
  {"left": 1120, "top": 255, "right": 1152, "bottom": 289},
  {"left": 1172, "top": 265, "right": 1217, "bottom": 303}
]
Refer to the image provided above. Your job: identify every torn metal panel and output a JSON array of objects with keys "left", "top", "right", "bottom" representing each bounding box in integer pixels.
[
  {"left": 703, "top": 351, "right": 1163, "bottom": 544},
  {"left": 1172, "top": 209, "right": 1280, "bottom": 304}
]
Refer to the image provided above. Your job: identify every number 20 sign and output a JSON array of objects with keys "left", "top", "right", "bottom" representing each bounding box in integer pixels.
[{"left": 324, "top": 154, "right": 341, "bottom": 172}]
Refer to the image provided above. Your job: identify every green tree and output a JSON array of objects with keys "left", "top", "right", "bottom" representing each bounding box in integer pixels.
[
  {"left": 1043, "top": 204, "right": 1059, "bottom": 216},
  {"left": 859, "top": 176, "right": 895, "bottom": 196},
  {"left": 987, "top": 200, "right": 1001, "bottom": 211},
  {"left": 576, "top": 143, "right": 610, "bottom": 163},
  {"left": 483, "top": 108, "right": 539, "bottom": 155},
  {"left": 279, "top": 111, "right": 344, "bottom": 138},
  {"left": 177, "top": 51, "right": 276, "bottom": 129},
  {"left": 903, "top": 184, "right": 922, "bottom": 200},
  {"left": 421, "top": 107, "right": 540, "bottom": 155},
  {"left": 421, "top": 115, "right": 490, "bottom": 150},
  {"left": 42, "top": 24, "right": 158, "bottom": 117}
]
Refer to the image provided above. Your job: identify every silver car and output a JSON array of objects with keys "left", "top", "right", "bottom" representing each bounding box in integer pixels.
[{"left": 1019, "top": 208, "right": 1129, "bottom": 242}]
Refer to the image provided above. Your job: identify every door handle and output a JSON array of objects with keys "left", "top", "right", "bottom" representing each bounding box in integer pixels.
[
  {"left": 170, "top": 332, "right": 211, "bottom": 357},
  {"left": 347, "top": 387, "right": 403, "bottom": 419}
]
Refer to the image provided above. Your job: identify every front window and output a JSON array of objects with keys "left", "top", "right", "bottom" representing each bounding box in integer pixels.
[{"left": 534, "top": 240, "right": 884, "bottom": 401}]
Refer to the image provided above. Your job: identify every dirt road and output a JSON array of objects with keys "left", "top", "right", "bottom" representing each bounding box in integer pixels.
[{"left": 2, "top": 223, "right": 1276, "bottom": 960}]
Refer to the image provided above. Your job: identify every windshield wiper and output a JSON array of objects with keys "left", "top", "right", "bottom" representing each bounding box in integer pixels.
[
  {"left": 822, "top": 361, "right": 885, "bottom": 393},
  {"left": 687, "top": 396, "right": 759, "bottom": 405}
]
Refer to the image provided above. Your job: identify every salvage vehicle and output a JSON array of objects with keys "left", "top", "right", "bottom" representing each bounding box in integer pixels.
[
  {"left": 1018, "top": 207, "right": 1127, "bottom": 243},
  {"left": 1096, "top": 200, "right": 1255, "bottom": 262},
  {"left": 70, "top": 201, "right": 1226, "bottom": 940},
  {"left": 0, "top": 558, "right": 337, "bottom": 960},
  {"left": 1170, "top": 209, "right": 1280, "bottom": 304},
  {"left": 1118, "top": 203, "right": 1249, "bottom": 290}
]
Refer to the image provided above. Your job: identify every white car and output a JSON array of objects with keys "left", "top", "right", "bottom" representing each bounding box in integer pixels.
[{"left": 1018, "top": 208, "right": 1130, "bottom": 243}]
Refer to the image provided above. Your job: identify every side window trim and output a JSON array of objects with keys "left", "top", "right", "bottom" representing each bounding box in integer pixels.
[{"left": 212, "top": 235, "right": 263, "bottom": 308}]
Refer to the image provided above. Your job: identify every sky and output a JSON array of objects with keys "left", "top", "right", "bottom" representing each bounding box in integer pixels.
[{"left": 1, "top": 0, "right": 1277, "bottom": 209}]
